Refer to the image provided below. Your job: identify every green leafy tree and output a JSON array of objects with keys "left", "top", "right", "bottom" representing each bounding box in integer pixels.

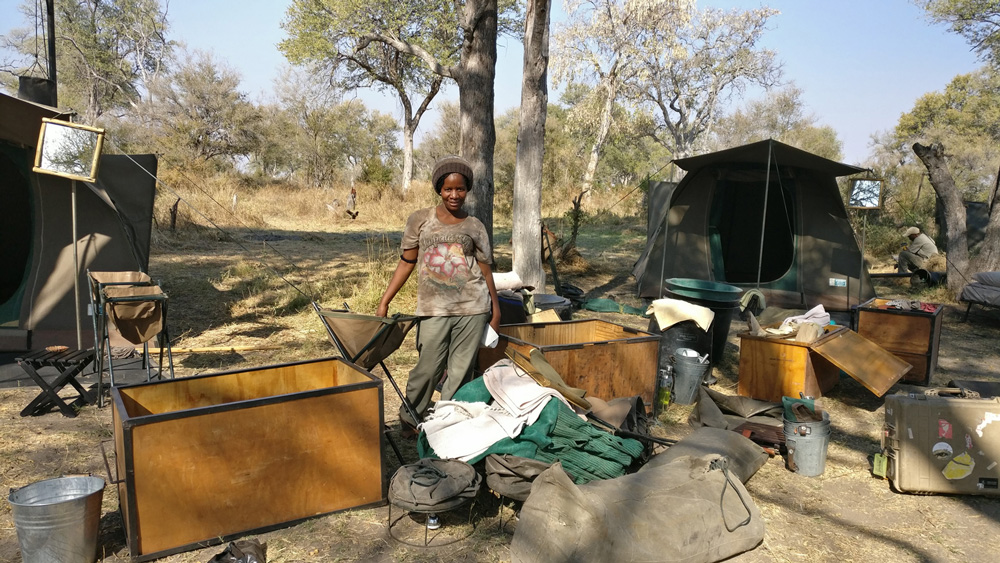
[
  {"left": 280, "top": 0, "right": 522, "bottom": 241},
  {"left": 895, "top": 69, "right": 1000, "bottom": 199},
  {"left": 552, "top": 0, "right": 691, "bottom": 196},
  {"left": 269, "top": 68, "right": 401, "bottom": 188},
  {"left": 635, "top": 5, "right": 781, "bottom": 158},
  {"left": 921, "top": 0, "right": 1000, "bottom": 66},
  {"left": 1, "top": 0, "right": 171, "bottom": 121},
  {"left": 280, "top": 0, "right": 448, "bottom": 193},
  {"left": 892, "top": 67, "right": 1000, "bottom": 283},
  {"left": 143, "top": 50, "right": 262, "bottom": 167}
]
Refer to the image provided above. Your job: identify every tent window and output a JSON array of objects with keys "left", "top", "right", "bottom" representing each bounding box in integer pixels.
[
  {"left": 0, "top": 143, "right": 33, "bottom": 325},
  {"left": 709, "top": 172, "right": 796, "bottom": 284}
]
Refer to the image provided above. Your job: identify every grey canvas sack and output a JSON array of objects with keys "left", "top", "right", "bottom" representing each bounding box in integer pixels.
[
  {"left": 388, "top": 458, "right": 481, "bottom": 513},
  {"left": 510, "top": 455, "right": 764, "bottom": 563}
]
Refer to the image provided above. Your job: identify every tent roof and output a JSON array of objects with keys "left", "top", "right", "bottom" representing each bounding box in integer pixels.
[
  {"left": 673, "top": 138, "right": 865, "bottom": 177},
  {"left": 0, "top": 92, "right": 71, "bottom": 147}
]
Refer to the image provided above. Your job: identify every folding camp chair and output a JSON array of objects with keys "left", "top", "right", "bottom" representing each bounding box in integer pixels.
[
  {"left": 313, "top": 303, "right": 420, "bottom": 462},
  {"left": 88, "top": 271, "right": 175, "bottom": 407}
]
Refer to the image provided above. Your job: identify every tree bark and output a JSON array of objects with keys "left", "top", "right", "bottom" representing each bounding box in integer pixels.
[
  {"left": 581, "top": 68, "right": 618, "bottom": 199},
  {"left": 459, "top": 0, "right": 499, "bottom": 246},
  {"left": 973, "top": 165, "right": 1000, "bottom": 271},
  {"left": 512, "top": 0, "right": 551, "bottom": 291},
  {"left": 912, "top": 142, "right": 971, "bottom": 292}
]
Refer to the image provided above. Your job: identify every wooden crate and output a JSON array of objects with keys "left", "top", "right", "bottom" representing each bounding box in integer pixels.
[
  {"left": 737, "top": 328, "right": 843, "bottom": 402},
  {"left": 478, "top": 319, "right": 659, "bottom": 406},
  {"left": 111, "top": 357, "right": 385, "bottom": 561},
  {"left": 856, "top": 298, "right": 943, "bottom": 385}
]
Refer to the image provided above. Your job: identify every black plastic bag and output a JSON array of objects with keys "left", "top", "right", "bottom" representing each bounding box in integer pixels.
[{"left": 207, "top": 539, "right": 267, "bottom": 563}]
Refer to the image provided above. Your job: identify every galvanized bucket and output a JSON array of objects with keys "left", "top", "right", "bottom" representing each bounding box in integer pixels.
[
  {"left": 8, "top": 476, "right": 105, "bottom": 563},
  {"left": 783, "top": 411, "right": 831, "bottom": 477},
  {"left": 670, "top": 348, "right": 710, "bottom": 405}
]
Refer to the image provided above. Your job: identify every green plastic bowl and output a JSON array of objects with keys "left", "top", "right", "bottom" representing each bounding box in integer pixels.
[{"left": 664, "top": 278, "right": 742, "bottom": 303}]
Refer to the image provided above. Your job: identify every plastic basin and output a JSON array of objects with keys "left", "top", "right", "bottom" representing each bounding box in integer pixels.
[{"left": 664, "top": 278, "right": 742, "bottom": 303}]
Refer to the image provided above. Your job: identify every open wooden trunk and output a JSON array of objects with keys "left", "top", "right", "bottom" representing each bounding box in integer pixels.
[
  {"left": 111, "top": 356, "right": 385, "bottom": 561},
  {"left": 479, "top": 319, "right": 659, "bottom": 406}
]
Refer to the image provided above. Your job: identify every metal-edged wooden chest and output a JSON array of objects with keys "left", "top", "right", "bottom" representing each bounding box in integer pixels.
[
  {"left": 857, "top": 298, "right": 943, "bottom": 385},
  {"left": 111, "top": 356, "right": 385, "bottom": 561},
  {"left": 478, "top": 319, "right": 659, "bottom": 406}
]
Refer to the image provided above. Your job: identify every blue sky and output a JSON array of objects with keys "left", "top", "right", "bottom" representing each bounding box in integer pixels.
[{"left": 1, "top": 0, "right": 983, "bottom": 164}]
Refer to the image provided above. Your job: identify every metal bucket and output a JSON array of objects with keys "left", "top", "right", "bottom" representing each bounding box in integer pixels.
[
  {"left": 8, "top": 476, "right": 105, "bottom": 563},
  {"left": 670, "top": 348, "right": 710, "bottom": 405},
  {"left": 783, "top": 411, "right": 831, "bottom": 477}
]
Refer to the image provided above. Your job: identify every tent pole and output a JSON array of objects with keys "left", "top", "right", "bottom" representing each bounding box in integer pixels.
[
  {"left": 858, "top": 212, "right": 868, "bottom": 307},
  {"left": 72, "top": 181, "right": 82, "bottom": 349},
  {"left": 658, "top": 188, "right": 668, "bottom": 299},
  {"left": 755, "top": 142, "right": 773, "bottom": 289}
]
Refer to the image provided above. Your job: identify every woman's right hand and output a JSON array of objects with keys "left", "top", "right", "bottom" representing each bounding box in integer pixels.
[{"left": 377, "top": 303, "right": 389, "bottom": 318}]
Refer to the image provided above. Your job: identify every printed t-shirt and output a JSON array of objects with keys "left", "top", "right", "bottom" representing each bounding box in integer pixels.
[{"left": 402, "top": 207, "right": 492, "bottom": 317}]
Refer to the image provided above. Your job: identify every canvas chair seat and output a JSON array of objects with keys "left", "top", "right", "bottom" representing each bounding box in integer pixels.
[
  {"left": 315, "top": 309, "right": 417, "bottom": 370},
  {"left": 103, "top": 285, "right": 165, "bottom": 346}
]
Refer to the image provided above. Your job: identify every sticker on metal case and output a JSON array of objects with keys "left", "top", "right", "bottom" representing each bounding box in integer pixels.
[
  {"left": 939, "top": 419, "right": 952, "bottom": 439},
  {"left": 932, "top": 442, "right": 954, "bottom": 459},
  {"left": 978, "top": 478, "right": 998, "bottom": 490},
  {"left": 943, "top": 452, "right": 975, "bottom": 480},
  {"left": 975, "top": 412, "right": 1000, "bottom": 437},
  {"left": 966, "top": 434, "right": 973, "bottom": 450}
]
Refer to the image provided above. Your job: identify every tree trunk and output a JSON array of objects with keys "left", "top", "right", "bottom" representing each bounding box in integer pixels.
[
  {"left": 512, "top": 0, "right": 551, "bottom": 291},
  {"left": 398, "top": 77, "right": 441, "bottom": 194},
  {"left": 401, "top": 122, "right": 415, "bottom": 193},
  {"left": 913, "top": 142, "right": 971, "bottom": 292},
  {"left": 581, "top": 71, "right": 618, "bottom": 199},
  {"left": 972, "top": 166, "right": 1000, "bottom": 272},
  {"left": 459, "top": 0, "right": 498, "bottom": 246}
]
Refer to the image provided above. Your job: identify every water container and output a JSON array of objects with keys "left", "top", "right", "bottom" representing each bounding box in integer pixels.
[
  {"left": 783, "top": 411, "right": 831, "bottom": 477},
  {"left": 8, "top": 476, "right": 105, "bottom": 563},
  {"left": 648, "top": 317, "right": 712, "bottom": 376}
]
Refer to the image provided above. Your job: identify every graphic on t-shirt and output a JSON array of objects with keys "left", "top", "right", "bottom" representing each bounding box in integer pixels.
[{"left": 422, "top": 242, "right": 472, "bottom": 288}]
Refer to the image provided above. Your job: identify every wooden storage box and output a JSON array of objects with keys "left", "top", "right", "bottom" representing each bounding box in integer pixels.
[
  {"left": 478, "top": 319, "right": 659, "bottom": 406},
  {"left": 856, "top": 298, "right": 943, "bottom": 385},
  {"left": 737, "top": 327, "right": 843, "bottom": 402},
  {"left": 738, "top": 325, "right": 912, "bottom": 402},
  {"left": 111, "top": 356, "right": 385, "bottom": 561}
]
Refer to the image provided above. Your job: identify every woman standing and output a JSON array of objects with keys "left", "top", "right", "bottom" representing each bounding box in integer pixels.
[{"left": 377, "top": 155, "right": 501, "bottom": 435}]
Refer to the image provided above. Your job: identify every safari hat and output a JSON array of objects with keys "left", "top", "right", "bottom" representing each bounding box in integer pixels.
[{"left": 904, "top": 226, "right": 920, "bottom": 236}]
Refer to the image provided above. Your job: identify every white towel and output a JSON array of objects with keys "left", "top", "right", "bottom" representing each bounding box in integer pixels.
[
  {"left": 646, "top": 297, "right": 715, "bottom": 332},
  {"left": 778, "top": 304, "right": 830, "bottom": 330},
  {"left": 421, "top": 401, "right": 526, "bottom": 462},
  {"left": 484, "top": 358, "right": 571, "bottom": 426}
]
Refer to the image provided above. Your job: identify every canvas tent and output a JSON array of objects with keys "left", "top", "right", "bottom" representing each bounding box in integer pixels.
[
  {"left": 0, "top": 92, "right": 157, "bottom": 351},
  {"left": 634, "top": 139, "right": 875, "bottom": 310}
]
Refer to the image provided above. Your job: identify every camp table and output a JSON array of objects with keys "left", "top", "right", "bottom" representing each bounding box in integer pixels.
[{"left": 16, "top": 348, "right": 95, "bottom": 417}]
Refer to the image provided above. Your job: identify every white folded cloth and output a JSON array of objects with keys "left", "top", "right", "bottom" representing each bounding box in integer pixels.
[
  {"left": 646, "top": 297, "right": 715, "bottom": 332},
  {"left": 421, "top": 359, "right": 573, "bottom": 461},
  {"left": 421, "top": 401, "right": 526, "bottom": 462},
  {"left": 778, "top": 304, "right": 830, "bottom": 330},
  {"left": 484, "top": 358, "right": 571, "bottom": 425}
]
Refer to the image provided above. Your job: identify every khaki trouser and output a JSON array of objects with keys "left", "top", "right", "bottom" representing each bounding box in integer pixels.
[
  {"left": 400, "top": 313, "right": 489, "bottom": 427},
  {"left": 897, "top": 250, "right": 926, "bottom": 272}
]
